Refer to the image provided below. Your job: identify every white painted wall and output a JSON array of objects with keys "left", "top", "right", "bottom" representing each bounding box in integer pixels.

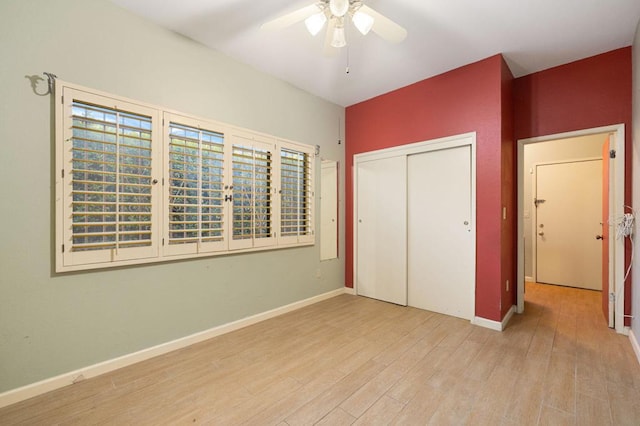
[
  {"left": 631, "top": 18, "right": 640, "bottom": 348},
  {"left": 0, "top": 0, "right": 344, "bottom": 393},
  {"left": 523, "top": 135, "right": 607, "bottom": 279}
]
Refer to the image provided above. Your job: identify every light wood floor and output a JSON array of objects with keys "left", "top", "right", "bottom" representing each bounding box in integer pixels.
[{"left": 1, "top": 282, "right": 639, "bottom": 425}]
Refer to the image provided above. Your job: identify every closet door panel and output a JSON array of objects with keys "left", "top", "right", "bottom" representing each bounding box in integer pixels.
[
  {"left": 355, "top": 156, "right": 407, "bottom": 305},
  {"left": 407, "top": 145, "right": 474, "bottom": 319}
]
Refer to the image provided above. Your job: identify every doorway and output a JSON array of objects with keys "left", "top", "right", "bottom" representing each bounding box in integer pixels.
[{"left": 517, "top": 125, "right": 626, "bottom": 333}]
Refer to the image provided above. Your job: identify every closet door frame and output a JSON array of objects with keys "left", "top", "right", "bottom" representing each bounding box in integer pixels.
[{"left": 353, "top": 132, "right": 476, "bottom": 318}]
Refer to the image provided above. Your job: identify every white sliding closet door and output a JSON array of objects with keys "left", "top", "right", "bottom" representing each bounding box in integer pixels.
[
  {"left": 356, "top": 156, "right": 407, "bottom": 305},
  {"left": 407, "top": 145, "right": 474, "bottom": 319}
]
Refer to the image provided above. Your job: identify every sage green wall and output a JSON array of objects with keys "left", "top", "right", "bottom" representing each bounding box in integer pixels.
[{"left": 0, "top": 0, "right": 345, "bottom": 393}]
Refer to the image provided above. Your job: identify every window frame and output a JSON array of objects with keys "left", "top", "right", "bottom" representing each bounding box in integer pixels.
[{"left": 55, "top": 81, "right": 315, "bottom": 273}]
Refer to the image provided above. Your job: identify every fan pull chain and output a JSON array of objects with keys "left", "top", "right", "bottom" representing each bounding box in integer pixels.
[{"left": 346, "top": 47, "right": 350, "bottom": 74}]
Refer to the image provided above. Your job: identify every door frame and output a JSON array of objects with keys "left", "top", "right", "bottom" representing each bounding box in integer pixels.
[
  {"left": 531, "top": 157, "right": 602, "bottom": 286},
  {"left": 353, "top": 132, "right": 476, "bottom": 318},
  {"left": 517, "top": 124, "right": 626, "bottom": 334}
]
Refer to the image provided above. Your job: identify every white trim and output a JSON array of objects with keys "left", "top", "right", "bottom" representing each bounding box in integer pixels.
[
  {"left": 353, "top": 132, "right": 477, "bottom": 164},
  {"left": 516, "top": 124, "right": 625, "bottom": 333},
  {"left": 0, "top": 288, "right": 346, "bottom": 409},
  {"left": 471, "top": 305, "right": 516, "bottom": 331},
  {"left": 525, "top": 276, "right": 534, "bottom": 283},
  {"left": 353, "top": 132, "right": 476, "bottom": 321},
  {"left": 344, "top": 286, "right": 356, "bottom": 295},
  {"left": 629, "top": 329, "right": 640, "bottom": 365}
]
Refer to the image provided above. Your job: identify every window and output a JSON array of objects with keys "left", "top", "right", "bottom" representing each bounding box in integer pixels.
[
  {"left": 58, "top": 88, "right": 161, "bottom": 269},
  {"left": 164, "top": 115, "right": 226, "bottom": 255},
  {"left": 279, "top": 144, "right": 314, "bottom": 245},
  {"left": 229, "top": 134, "right": 276, "bottom": 249},
  {"left": 56, "top": 82, "right": 314, "bottom": 272}
]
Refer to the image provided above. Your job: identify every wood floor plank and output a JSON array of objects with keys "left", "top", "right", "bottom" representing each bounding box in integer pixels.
[
  {"left": 352, "top": 395, "right": 405, "bottom": 426},
  {"left": 426, "top": 376, "right": 482, "bottom": 425},
  {"left": 284, "top": 360, "right": 385, "bottom": 425},
  {"left": 388, "top": 386, "right": 444, "bottom": 425},
  {"left": 240, "top": 369, "right": 346, "bottom": 426},
  {"left": 538, "top": 405, "right": 576, "bottom": 426},
  {"left": 542, "top": 352, "right": 576, "bottom": 414},
  {"left": 606, "top": 380, "right": 640, "bottom": 426},
  {"left": 315, "top": 407, "right": 356, "bottom": 425},
  {"left": 576, "top": 393, "right": 613, "bottom": 426}
]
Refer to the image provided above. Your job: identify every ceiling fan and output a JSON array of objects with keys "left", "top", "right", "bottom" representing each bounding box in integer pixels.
[{"left": 261, "top": 0, "right": 407, "bottom": 54}]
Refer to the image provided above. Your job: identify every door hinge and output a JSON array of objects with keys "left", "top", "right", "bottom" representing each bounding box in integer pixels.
[
  {"left": 534, "top": 198, "right": 546, "bottom": 207},
  {"left": 610, "top": 149, "right": 616, "bottom": 159},
  {"left": 609, "top": 292, "right": 615, "bottom": 302},
  {"left": 162, "top": 238, "right": 165, "bottom": 246},
  {"left": 61, "top": 244, "right": 65, "bottom": 253},
  {"left": 61, "top": 169, "right": 64, "bottom": 178}
]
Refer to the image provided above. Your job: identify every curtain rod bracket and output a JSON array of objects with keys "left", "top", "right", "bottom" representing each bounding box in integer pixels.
[{"left": 43, "top": 72, "right": 57, "bottom": 95}]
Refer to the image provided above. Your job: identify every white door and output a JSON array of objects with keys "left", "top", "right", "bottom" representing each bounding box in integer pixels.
[
  {"left": 320, "top": 160, "right": 338, "bottom": 261},
  {"left": 356, "top": 156, "right": 407, "bottom": 305},
  {"left": 535, "top": 159, "right": 602, "bottom": 290},
  {"left": 407, "top": 146, "right": 474, "bottom": 319}
]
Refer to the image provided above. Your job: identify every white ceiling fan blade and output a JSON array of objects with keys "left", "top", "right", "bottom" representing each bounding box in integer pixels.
[
  {"left": 358, "top": 5, "right": 407, "bottom": 43},
  {"left": 261, "top": 4, "right": 321, "bottom": 31},
  {"left": 323, "top": 17, "right": 338, "bottom": 57}
]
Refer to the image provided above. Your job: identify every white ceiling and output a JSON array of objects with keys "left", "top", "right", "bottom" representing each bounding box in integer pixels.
[{"left": 109, "top": 0, "right": 640, "bottom": 107}]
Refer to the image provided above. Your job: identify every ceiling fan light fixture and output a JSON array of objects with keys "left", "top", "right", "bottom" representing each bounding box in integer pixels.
[
  {"left": 329, "top": 0, "right": 349, "bottom": 17},
  {"left": 352, "top": 10, "right": 374, "bottom": 35},
  {"left": 304, "top": 12, "right": 327, "bottom": 36},
  {"left": 331, "top": 25, "right": 347, "bottom": 48}
]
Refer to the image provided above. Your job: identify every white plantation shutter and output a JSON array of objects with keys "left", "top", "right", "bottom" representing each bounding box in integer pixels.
[
  {"left": 56, "top": 82, "right": 314, "bottom": 272},
  {"left": 164, "top": 116, "right": 226, "bottom": 255},
  {"left": 60, "top": 88, "right": 160, "bottom": 268},
  {"left": 229, "top": 135, "right": 275, "bottom": 250},
  {"left": 279, "top": 143, "right": 314, "bottom": 244}
]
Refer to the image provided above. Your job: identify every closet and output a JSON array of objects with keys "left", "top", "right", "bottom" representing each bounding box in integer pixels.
[{"left": 354, "top": 133, "right": 476, "bottom": 320}]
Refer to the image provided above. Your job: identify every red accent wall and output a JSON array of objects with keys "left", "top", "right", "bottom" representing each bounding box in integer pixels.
[
  {"left": 345, "top": 54, "right": 511, "bottom": 322},
  {"left": 514, "top": 47, "right": 633, "bottom": 325}
]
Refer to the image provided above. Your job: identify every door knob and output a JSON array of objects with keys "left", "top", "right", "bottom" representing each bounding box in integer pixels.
[{"left": 596, "top": 235, "right": 603, "bottom": 240}]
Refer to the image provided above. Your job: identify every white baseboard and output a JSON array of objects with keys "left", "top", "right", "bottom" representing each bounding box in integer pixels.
[
  {"left": 525, "top": 276, "right": 534, "bottom": 283},
  {"left": 0, "top": 287, "right": 348, "bottom": 409},
  {"left": 344, "top": 286, "right": 356, "bottom": 295},
  {"left": 471, "top": 305, "right": 516, "bottom": 331},
  {"left": 630, "top": 329, "right": 640, "bottom": 366}
]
